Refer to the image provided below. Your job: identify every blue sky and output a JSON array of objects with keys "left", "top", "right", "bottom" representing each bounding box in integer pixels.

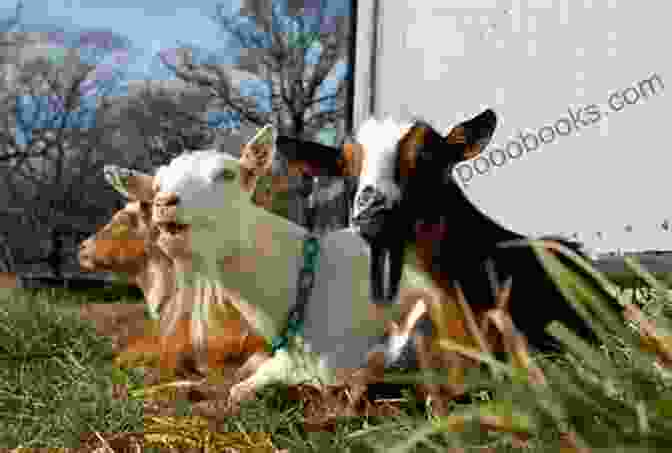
[
  {"left": 12, "top": 0, "right": 351, "bottom": 82},
  {"left": 16, "top": 0, "right": 237, "bottom": 82}
]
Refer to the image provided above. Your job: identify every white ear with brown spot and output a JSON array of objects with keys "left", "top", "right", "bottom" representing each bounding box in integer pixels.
[
  {"left": 239, "top": 124, "right": 277, "bottom": 193},
  {"left": 104, "top": 165, "right": 155, "bottom": 202}
]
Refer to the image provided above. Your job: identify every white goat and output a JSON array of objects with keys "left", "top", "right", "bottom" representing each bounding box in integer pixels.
[{"left": 146, "top": 124, "right": 436, "bottom": 407}]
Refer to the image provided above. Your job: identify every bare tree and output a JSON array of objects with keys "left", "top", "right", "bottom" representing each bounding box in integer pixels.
[
  {"left": 0, "top": 26, "right": 134, "bottom": 279},
  {"left": 0, "top": 1, "right": 27, "bottom": 272},
  {"left": 0, "top": 1, "right": 33, "bottom": 74},
  {"left": 117, "top": 81, "right": 219, "bottom": 168},
  {"left": 159, "top": 0, "right": 351, "bottom": 143}
]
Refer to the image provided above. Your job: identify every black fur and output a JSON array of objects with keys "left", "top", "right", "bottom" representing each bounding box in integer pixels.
[{"left": 392, "top": 118, "right": 621, "bottom": 353}]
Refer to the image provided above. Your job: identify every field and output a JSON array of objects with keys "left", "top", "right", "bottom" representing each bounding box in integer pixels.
[{"left": 1, "top": 248, "right": 672, "bottom": 452}]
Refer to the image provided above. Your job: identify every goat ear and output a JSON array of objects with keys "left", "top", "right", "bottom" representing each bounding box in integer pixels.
[
  {"left": 103, "top": 165, "right": 155, "bottom": 201},
  {"left": 239, "top": 124, "right": 277, "bottom": 192},
  {"left": 444, "top": 109, "right": 497, "bottom": 162}
]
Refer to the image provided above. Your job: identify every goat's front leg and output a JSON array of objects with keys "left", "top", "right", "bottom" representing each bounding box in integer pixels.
[
  {"left": 229, "top": 348, "right": 293, "bottom": 406},
  {"left": 389, "top": 298, "right": 454, "bottom": 415},
  {"left": 347, "top": 296, "right": 424, "bottom": 412},
  {"left": 414, "top": 333, "right": 460, "bottom": 416},
  {"left": 234, "top": 350, "right": 272, "bottom": 381},
  {"left": 229, "top": 375, "right": 259, "bottom": 405}
]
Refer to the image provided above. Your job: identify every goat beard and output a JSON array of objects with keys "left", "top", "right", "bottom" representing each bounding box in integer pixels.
[{"left": 368, "top": 227, "right": 408, "bottom": 303}]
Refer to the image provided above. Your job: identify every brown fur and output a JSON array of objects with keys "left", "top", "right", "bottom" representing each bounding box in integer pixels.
[
  {"left": 239, "top": 141, "right": 273, "bottom": 192},
  {"left": 0, "top": 272, "right": 17, "bottom": 289},
  {"left": 397, "top": 125, "right": 425, "bottom": 181},
  {"left": 123, "top": 173, "right": 156, "bottom": 202},
  {"left": 340, "top": 143, "right": 365, "bottom": 178}
]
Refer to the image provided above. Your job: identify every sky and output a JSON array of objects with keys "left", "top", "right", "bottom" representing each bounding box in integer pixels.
[
  {"left": 12, "top": 0, "right": 229, "bottom": 83},
  {"left": 3, "top": 0, "right": 351, "bottom": 138},
  {"left": 369, "top": 0, "right": 671, "bottom": 255}
]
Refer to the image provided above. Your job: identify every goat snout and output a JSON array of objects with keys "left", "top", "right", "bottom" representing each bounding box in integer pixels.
[
  {"left": 78, "top": 237, "right": 96, "bottom": 270},
  {"left": 153, "top": 192, "right": 180, "bottom": 225},
  {"left": 79, "top": 236, "right": 95, "bottom": 253}
]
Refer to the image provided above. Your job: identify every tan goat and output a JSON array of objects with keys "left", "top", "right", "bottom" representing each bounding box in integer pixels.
[{"left": 78, "top": 196, "right": 267, "bottom": 376}]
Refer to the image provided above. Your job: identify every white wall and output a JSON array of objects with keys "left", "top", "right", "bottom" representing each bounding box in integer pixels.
[{"left": 355, "top": 0, "right": 671, "bottom": 253}]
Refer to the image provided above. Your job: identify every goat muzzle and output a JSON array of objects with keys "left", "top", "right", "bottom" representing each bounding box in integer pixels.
[{"left": 153, "top": 192, "right": 179, "bottom": 226}]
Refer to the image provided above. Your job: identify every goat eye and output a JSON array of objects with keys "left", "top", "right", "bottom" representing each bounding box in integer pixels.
[
  {"left": 218, "top": 168, "right": 236, "bottom": 181},
  {"left": 161, "top": 222, "right": 188, "bottom": 234}
]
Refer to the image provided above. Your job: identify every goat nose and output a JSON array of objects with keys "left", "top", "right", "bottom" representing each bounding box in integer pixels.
[
  {"left": 355, "top": 188, "right": 385, "bottom": 214},
  {"left": 78, "top": 244, "right": 93, "bottom": 262},
  {"left": 79, "top": 237, "right": 93, "bottom": 251}
]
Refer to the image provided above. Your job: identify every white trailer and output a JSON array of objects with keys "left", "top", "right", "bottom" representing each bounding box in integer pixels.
[{"left": 352, "top": 1, "right": 670, "bottom": 255}]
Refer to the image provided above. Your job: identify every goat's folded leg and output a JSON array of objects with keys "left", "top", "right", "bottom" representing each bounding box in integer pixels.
[
  {"left": 234, "top": 350, "right": 272, "bottom": 381},
  {"left": 229, "top": 348, "right": 293, "bottom": 405},
  {"left": 229, "top": 375, "right": 259, "bottom": 405}
]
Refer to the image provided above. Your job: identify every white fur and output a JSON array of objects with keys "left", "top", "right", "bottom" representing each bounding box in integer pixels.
[
  {"left": 151, "top": 143, "right": 430, "bottom": 400},
  {"left": 354, "top": 117, "right": 411, "bottom": 204},
  {"left": 154, "top": 149, "right": 239, "bottom": 214}
]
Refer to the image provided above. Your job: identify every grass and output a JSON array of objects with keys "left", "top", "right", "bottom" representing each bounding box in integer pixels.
[
  {"left": 0, "top": 288, "right": 144, "bottom": 448},
  {"left": 1, "top": 250, "right": 671, "bottom": 451},
  {"left": 0, "top": 285, "right": 427, "bottom": 451}
]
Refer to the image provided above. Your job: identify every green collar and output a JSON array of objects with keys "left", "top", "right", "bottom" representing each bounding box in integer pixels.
[{"left": 270, "top": 234, "right": 321, "bottom": 354}]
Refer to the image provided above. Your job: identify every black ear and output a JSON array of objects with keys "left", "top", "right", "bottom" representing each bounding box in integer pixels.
[{"left": 444, "top": 109, "right": 497, "bottom": 162}]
